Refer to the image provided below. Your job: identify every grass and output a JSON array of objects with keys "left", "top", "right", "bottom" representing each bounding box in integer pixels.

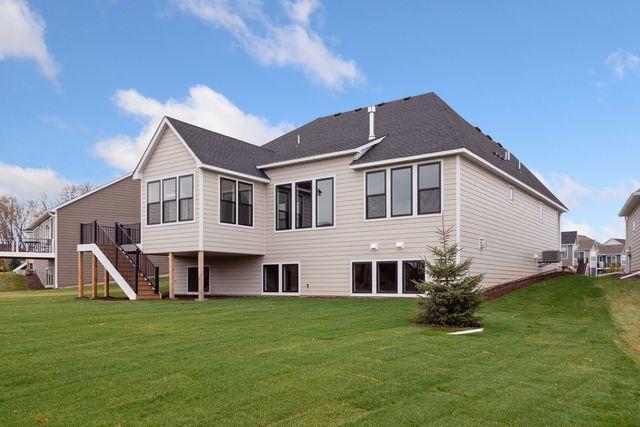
[
  {"left": 0, "top": 272, "right": 27, "bottom": 292},
  {"left": 1, "top": 275, "right": 639, "bottom": 425}
]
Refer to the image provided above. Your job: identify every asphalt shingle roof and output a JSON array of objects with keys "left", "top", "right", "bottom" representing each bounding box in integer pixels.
[
  {"left": 598, "top": 244, "right": 625, "bottom": 255},
  {"left": 561, "top": 231, "right": 578, "bottom": 245}
]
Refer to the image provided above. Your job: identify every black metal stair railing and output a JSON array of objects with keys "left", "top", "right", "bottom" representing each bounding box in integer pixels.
[{"left": 115, "top": 222, "right": 159, "bottom": 294}]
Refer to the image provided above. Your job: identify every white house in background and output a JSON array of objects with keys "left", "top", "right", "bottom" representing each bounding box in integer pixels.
[
  {"left": 597, "top": 239, "right": 626, "bottom": 274},
  {"left": 576, "top": 235, "right": 599, "bottom": 277},
  {"left": 561, "top": 231, "right": 579, "bottom": 270}
]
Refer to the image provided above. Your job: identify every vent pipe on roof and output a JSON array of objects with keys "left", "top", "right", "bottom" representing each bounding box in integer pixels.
[
  {"left": 505, "top": 150, "right": 511, "bottom": 161},
  {"left": 297, "top": 134, "right": 301, "bottom": 145},
  {"left": 518, "top": 160, "right": 522, "bottom": 170},
  {"left": 368, "top": 106, "right": 376, "bottom": 140}
]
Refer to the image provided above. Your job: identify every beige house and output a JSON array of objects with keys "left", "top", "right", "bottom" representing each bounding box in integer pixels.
[
  {"left": 619, "top": 190, "right": 640, "bottom": 277},
  {"left": 77, "top": 92, "right": 567, "bottom": 299}
]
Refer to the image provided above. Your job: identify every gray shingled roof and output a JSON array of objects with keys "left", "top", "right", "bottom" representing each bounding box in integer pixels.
[
  {"left": 578, "top": 235, "right": 597, "bottom": 251},
  {"left": 561, "top": 231, "right": 578, "bottom": 245},
  {"left": 598, "top": 243, "right": 625, "bottom": 255},
  {"left": 166, "top": 117, "right": 274, "bottom": 180}
]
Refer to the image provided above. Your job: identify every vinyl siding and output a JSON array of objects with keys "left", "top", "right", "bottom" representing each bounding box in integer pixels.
[
  {"left": 626, "top": 205, "right": 640, "bottom": 272},
  {"left": 173, "top": 255, "right": 263, "bottom": 295},
  {"left": 459, "top": 157, "right": 560, "bottom": 288},
  {"left": 140, "top": 127, "right": 200, "bottom": 254},
  {"left": 201, "top": 170, "right": 266, "bottom": 255}
]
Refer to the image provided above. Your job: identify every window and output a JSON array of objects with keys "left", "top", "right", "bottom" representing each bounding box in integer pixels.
[
  {"left": 187, "top": 266, "right": 210, "bottom": 293},
  {"left": 178, "top": 175, "right": 194, "bottom": 221},
  {"left": 418, "top": 163, "right": 441, "bottom": 215},
  {"left": 352, "top": 262, "right": 372, "bottom": 293},
  {"left": 220, "top": 178, "right": 236, "bottom": 224},
  {"left": 377, "top": 261, "right": 398, "bottom": 294},
  {"left": 263, "top": 265, "right": 279, "bottom": 293},
  {"left": 366, "top": 170, "right": 386, "bottom": 219},
  {"left": 147, "top": 181, "right": 161, "bottom": 225},
  {"left": 391, "top": 167, "right": 412, "bottom": 217},
  {"left": 238, "top": 182, "right": 253, "bottom": 226},
  {"left": 539, "top": 203, "right": 544, "bottom": 221},
  {"left": 162, "top": 178, "right": 177, "bottom": 223},
  {"left": 282, "top": 264, "right": 299, "bottom": 293},
  {"left": 276, "top": 184, "right": 292, "bottom": 230},
  {"left": 561, "top": 246, "right": 568, "bottom": 259},
  {"left": 508, "top": 186, "right": 515, "bottom": 202},
  {"left": 295, "top": 181, "right": 312, "bottom": 229},
  {"left": 403, "top": 260, "right": 424, "bottom": 294},
  {"left": 316, "top": 178, "right": 334, "bottom": 227}
]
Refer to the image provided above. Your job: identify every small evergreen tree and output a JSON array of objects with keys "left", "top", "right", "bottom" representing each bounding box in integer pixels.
[{"left": 414, "top": 226, "right": 484, "bottom": 327}]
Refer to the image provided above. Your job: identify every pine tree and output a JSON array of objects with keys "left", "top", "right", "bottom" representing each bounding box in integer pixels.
[{"left": 414, "top": 226, "right": 484, "bottom": 327}]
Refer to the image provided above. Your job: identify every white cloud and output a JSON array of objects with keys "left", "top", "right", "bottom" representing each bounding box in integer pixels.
[
  {"left": 0, "top": 161, "right": 69, "bottom": 200},
  {"left": 561, "top": 218, "right": 599, "bottom": 240},
  {"left": 175, "top": 0, "right": 363, "bottom": 89},
  {"left": 605, "top": 48, "right": 640, "bottom": 79},
  {"left": 93, "top": 85, "right": 293, "bottom": 171},
  {"left": 41, "top": 115, "right": 86, "bottom": 131},
  {"left": 561, "top": 217, "right": 626, "bottom": 243},
  {"left": 0, "top": 0, "right": 59, "bottom": 80},
  {"left": 599, "top": 179, "right": 640, "bottom": 201},
  {"left": 534, "top": 171, "right": 591, "bottom": 211}
]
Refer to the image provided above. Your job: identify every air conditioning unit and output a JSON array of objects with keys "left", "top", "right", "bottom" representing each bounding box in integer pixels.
[{"left": 541, "top": 250, "right": 561, "bottom": 263}]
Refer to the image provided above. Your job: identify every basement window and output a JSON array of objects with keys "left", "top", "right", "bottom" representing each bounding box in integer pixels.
[
  {"left": 402, "top": 260, "right": 424, "bottom": 294},
  {"left": 352, "top": 262, "right": 373, "bottom": 293}
]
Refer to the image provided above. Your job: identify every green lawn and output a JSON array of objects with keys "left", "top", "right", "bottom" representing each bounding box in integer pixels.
[
  {"left": 1, "top": 275, "right": 639, "bottom": 425},
  {"left": 0, "top": 272, "right": 27, "bottom": 292}
]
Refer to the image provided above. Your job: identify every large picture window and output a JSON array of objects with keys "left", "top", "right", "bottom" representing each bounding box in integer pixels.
[
  {"left": 316, "top": 177, "right": 334, "bottom": 227},
  {"left": 391, "top": 166, "right": 412, "bottom": 217},
  {"left": 352, "top": 262, "right": 372, "bottom": 293},
  {"left": 418, "top": 163, "right": 441, "bottom": 215},
  {"left": 263, "top": 265, "right": 279, "bottom": 293},
  {"left": 220, "top": 178, "right": 236, "bottom": 224},
  {"left": 276, "top": 184, "right": 292, "bottom": 230},
  {"left": 366, "top": 170, "right": 386, "bottom": 219},
  {"left": 147, "top": 181, "right": 161, "bottom": 225},
  {"left": 402, "top": 260, "right": 424, "bottom": 294},
  {"left": 238, "top": 182, "right": 253, "bottom": 226},
  {"left": 377, "top": 261, "right": 398, "bottom": 294},
  {"left": 295, "top": 181, "right": 312, "bottom": 229},
  {"left": 162, "top": 178, "right": 177, "bottom": 223},
  {"left": 178, "top": 175, "right": 194, "bottom": 221}
]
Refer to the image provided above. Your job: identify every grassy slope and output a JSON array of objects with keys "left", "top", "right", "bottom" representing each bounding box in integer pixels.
[
  {"left": 0, "top": 275, "right": 639, "bottom": 425},
  {"left": 0, "top": 272, "right": 27, "bottom": 292},
  {"left": 597, "top": 276, "right": 640, "bottom": 363}
]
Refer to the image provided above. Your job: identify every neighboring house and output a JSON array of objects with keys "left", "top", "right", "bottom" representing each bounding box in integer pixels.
[
  {"left": 1, "top": 174, "right": 167, "bottom": 287},
  {"left": 619, "top": 189, "right": 640, "bottom": 277},
  {"left": 576, "top": 235, "right": 599, "bottom": 277},
  {"left": 561, "top": 231, "right": 579, "bottom": 270},
  {"left": 77, "top": 92, "right": 567, "bottom": 300},
  {"left": 597, "top": 240, "right": 626, "bottom": 273}
]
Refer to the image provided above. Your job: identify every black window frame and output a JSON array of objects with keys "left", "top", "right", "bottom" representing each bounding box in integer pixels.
[
  {"left": 366, "top": 170, "right": 387, "bottom": 219},
  {"left": 417, "top": 162, "right": 441, "bottom": 215},
  {"left": 352, "top": 262, "right": 373, "bottom": 294},
  {"left": 238, "top": 181, "right": 253, "bottom": 227},
  {"left": 295, "top": 181, "right": 313, "bottom": 229},
  {"left": 282, "top": 264, "right": 299, "bottom": 293},
  {"left": 162, "top": 178, "right": 177, "bottom": 224},
  {"left": 315, "top": 177, "right": 334, "bottom": 227},
  {"left": 262, "top": 264, "right": 279, "bottom": 293},
  {"left": 220, "top": 177, "right": 237, "bottom": 225},
  {"left": 178, "top": 174, "right": 194, "bottom": 222},
  {"left": 376, "top": 261, "right": 398, "bottom": 294},
  {"left": 402, "top": 260, "right": 424, "bottom": 294},
  {"left": 146, "top": 180, "right": 161, "bottom": 225},
  {"left": 276, "top": 184, "right": 292, "bottom": 230},
  {"left": 390, "top": 166, "right": 413, "bottom": 217},
  {"left": 187, "top": 266, "right": 210, "bottom": 293}
]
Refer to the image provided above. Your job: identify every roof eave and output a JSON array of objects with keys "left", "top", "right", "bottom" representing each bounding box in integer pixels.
[{"left": 618, "top": 192, "right": 640, "bottom": 217}]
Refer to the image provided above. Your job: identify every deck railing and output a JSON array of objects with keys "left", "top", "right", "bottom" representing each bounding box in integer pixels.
[{"left": 0, "top": 238, "right": 52, "bottom": 253}]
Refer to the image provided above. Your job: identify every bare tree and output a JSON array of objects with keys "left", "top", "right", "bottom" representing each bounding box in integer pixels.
[
  {"left": 55, "top": 182, "right": 93, "bottom": 206},
  {"left": 0, "top": 196, "right": 38, "bottom": 242}
]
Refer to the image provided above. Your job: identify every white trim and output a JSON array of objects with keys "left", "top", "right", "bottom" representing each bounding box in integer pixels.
[
  {"left": 351, "top": 148, "right": 568, "bottom": 213},
  {"left": 143, "top": 172, "right": 196, "bottom": 228},
  {"left": 0, "top": 251, "right": 55, "bottom": 259},
  {"left": 51, "top": 173, "right": 133, "bottom": 212},
  {"left": 199, "top": 169, "right": 204, "bottom": 250},
  {"left": 619, "top": 191, "right": 640, "bottom": 217},
  {"left": 273, "top": 175, "right": 336, "bottom": 233},
  {"left": 53, "top": 214, "right": 58, "bottom": 288},
  {"left": 200, "top": 164, "right": 270, "bottom": 183},
  {"left": 349, "top": 259, "right": 426, "bottom": 297},
  {"left": 260, "top": 262, "right": 301, "bottom": 295},
  {"left": 257, "top": 136, "right": 386, "bottom": 169},
  {"left": 76, "top": 243, "right": 137, "bottom": 300},
  {"left": 218, "top": 175, "right": 255, "bottom": 229},
  {"left": 455, "top": 155, "right": 461, "bottom": 264}
]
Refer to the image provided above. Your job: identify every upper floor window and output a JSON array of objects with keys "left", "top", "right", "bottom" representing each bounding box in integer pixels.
[
  {"left": 561, "top": 246, "right": 568, "bottom": 259},
  {"left": 391, "top": 166, "right": 412, "bottom": 217},
  {"left": 147, "top": 181, "right": 161, "bottom": 225},
  {"left": 220, "top": 177, "right": 253, "bottom": 227},
  {"left": 508, "top": 186, "right": 515, "bottom": 202},
  {"left": 179, "top": 175, "right": 194, "bottom": 221},
  {"left": 316, "top": 177, "right": 334, "bottom": 227},
  {"left": 276, "top": 184, "right": 292, "bottom": 230},
  {"left": 162, "top": 178, "right": 177, "bottom": 223},
  {"left": 539, "top": 202, "right": 544, "bottom": 221},
  {"left": 296, "top": 181, "right": 312, "bottom": 229},
  {"left": 418, "top": 162, "right": 441, "bottom": 215},
  {"left": 366, "top": 170, "right": 386, "bottom": 219}
]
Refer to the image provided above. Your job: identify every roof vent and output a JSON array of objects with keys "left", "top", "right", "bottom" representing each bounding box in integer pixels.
[
  {"left": 376, "top": 102, "right": 386, "bottom": 107},
  {"left": 486, "top": 135, "right": 493, "bottom": 141},
  {"left": 297, "top": 134, "right": 301, "bottom": 145},
  {"left": 518, "top": 160, "right": 522, "bottom": 170},
  {"left": 475, "top": 126, "right": 482, "bottom": 132},
  {"left": 402, "top": 96, "right": 412, "bottom": 101},
  {"left": 368, "top": 106, "right": 376, "bottom": 140},
  {"left": 354, "top": 107, "right": 362, "bottom": 112},
  {"left": 333, "top": 112, "right": 341, "bottom": 117},
  {"left": 505, "top": 150, "right": 511, "bottom": 161}
]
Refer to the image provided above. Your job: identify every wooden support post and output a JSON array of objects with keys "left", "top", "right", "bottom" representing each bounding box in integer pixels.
[
  {"left": 77, "top": 252, "right": 84, "bottom": 298},
  {"left": 91, "top": 255, "right": 98, "bottom": 299},
  {"left": 197, "top": 251, "right": 205, "bottom": 301},
  {"left": 103, "top": 269, "right": 110, "bottom": 298},
  {"left": 169, "top": 252, "right": 175, "bottom": 299}
]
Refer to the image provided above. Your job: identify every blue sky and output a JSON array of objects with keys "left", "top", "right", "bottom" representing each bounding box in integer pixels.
[{"left": 1, "top": 0, "right": 639, "bottom": 241}]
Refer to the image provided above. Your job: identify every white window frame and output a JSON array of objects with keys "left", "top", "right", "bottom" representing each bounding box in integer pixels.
[
  {"left": 349, "top": 259, "right": 426, "bottom": 297},
  {"left": 218, "top": 175, "right": 254, "bottom": 228},
  {"left": 363, "top": 159, "right": 444, "bottom": 222},
  {"left": 185, "top": 264, "right": 212, "bottom": 295},
  {"left": 261, "top": 262, "right": 301, "bottom": 295},
  {"left": 561, "top": 246, "right": 568, "bottom": 259},
  {"left": 144, "top": 172, "right": 196, "bottom": 228},
  {"left": 273, "top": 176, "right": 336, "bottom": 233}
]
